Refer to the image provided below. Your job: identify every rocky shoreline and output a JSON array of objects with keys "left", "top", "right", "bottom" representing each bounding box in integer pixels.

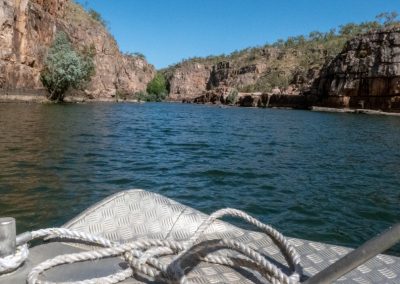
[
  {"left": 165, "top": 25, "right": 400, "bottom": 113},
  {"left": 0, "top": 94, "right": 141, "bottom": 103},
  {"left": 0, "top": 86, "right": 147, "bottom": 103},
  {"left": 3, "top": 90, "right": 400, "bottom": 118},
  {"left": 0, "top": 91, "right": 143, "bottom": 103},
  {"left": 181, "top": 91, "right": 400, "bottom": 116},
  {"left": 311, "top": 106, "right": 400, "bottom": 116},
  {"left": 184, "top": 90, "right": 312, "bottom": 109},
  {"left": 2, "top": 0, "right": 400, "bottom": 112}
]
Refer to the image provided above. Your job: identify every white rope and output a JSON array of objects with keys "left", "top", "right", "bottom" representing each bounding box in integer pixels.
[
  {"left": 0, "top": 208, "right": 302, "bottom": 284},
  {"left": 176, "top": 208, "right": 302, "bottom": 282},
  {"left": 0, "top": 244, "right": 28, "bottom": 273}
]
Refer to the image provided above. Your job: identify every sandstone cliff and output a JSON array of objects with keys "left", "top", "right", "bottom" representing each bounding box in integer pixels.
[
  {"left": 0, "top": 0, "right": 155, "bottom": 100},
  {"left": 165, "top": 22, "right": 400, "bottom": 112},
  {"left": 167, "top": 62, "right": 212, "bottom": 101},
  {"left": 165, "top": 47, "right": 322, "bottom": 103},
  {"left": 314, "top": 25, "right": 400, "bottom": 111}
]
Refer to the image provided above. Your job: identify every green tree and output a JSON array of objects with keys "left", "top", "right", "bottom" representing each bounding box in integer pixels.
[
  {"left": 133, "top": 52, "right": 146, "bottom": 59},
  {"left": 339, "top": 23, "right": 360, "bottom": 36},
  {"left": 146, "top": 73, "right": 168, "bottom": 101},
  {"left": 124, "top": 51, "right": 146, "bottom": 59},
  {"left": 226, "top": 89, "right": 239, "bottom": 105},
  {"left": 41, "top": 32, "right": 95, "bottom": 102},
  {"left": 309, "top": 31, "right": 324, "bottom": 41},
  {"left": 88, "top": 8, "right": 107, "bottom": 28},
  {"left": 376, "top": 11, "right": 399, "bottom": 26}
]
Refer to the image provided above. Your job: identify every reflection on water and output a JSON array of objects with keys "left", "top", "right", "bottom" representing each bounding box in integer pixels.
[{"left": 0, "top": 102, "right": 399, "bottom": 254}]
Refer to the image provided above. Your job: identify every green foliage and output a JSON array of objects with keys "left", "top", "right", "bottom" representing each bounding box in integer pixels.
[
  {"left": 338, "top": 21, "right": 381, "bottom": 37},
  {"left": 146, "top": 73, "right": 168, "bottom": 101},
  {"left": 81, "top": 43, "right": 97, "bottom": 58},
  {"left": 236, "top": 12, "right": 398, "bottom": 93},
  {"left": 135, "top": 91, "right": 165, "bottom": 102},
  {"left": 115, "top": 90, "right": 128, "bottom": 101},
  {"left": 134, "top": 73, "right": 169, "bottom": 102},
  {"left": 163, "top": 11, "right": 400, "bottom": 95},
  {"left": 239, "top": 71, "right": 291, "bottom": 93},
  {"left": 135, "top": 91, "right": 148, "bottom": 102},
  {"left": 226, "top": 89, "right": 239, "bottom": 105},
  {"left": 133, "top": 52, "right": 146, "bottom": 59},
  {"left": 376, "top": 11, "right": 399, "bottom": 26},
  {"left": 88, "top": 8, "right": 107, "bottom": 27},
  {"left": 124, "top": 52, "right": 146, "bottom": 60},
  {"left": 40, "top": 32, "right": 95, "bottom": 102}
]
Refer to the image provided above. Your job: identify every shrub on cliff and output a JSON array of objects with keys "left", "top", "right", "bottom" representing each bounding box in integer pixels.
[
  {"left": 146, "top": 73, "right": 168, "bottom": 101},
  {"left": 226, "top": 89, "right": 239, "bottom": 105},
  {"left": 41, "top": 32, "right": 95, "bottom": 102},
  {"left": 135, "top": 91, "right": 164, "bottom": 102},
  {"left": 87, "top": 8, "right": 108, "bottom": 28},
  {"left": 133, "top": 52, "right": 146, "bottom": 59},
  {"left": 124, "top": 52, "right": 146, "bottom": 60},
  {"left": 376, "top": 12, "right": 399, "bottom": 26}
]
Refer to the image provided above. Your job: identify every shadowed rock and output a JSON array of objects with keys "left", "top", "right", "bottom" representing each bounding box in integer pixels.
[{"left": 314, "top": 25, "right": 400, "bottom": 111}]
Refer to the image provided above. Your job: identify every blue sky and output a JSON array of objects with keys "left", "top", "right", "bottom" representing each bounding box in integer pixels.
[{"left": 77, "top": 0, "right": 399, "bottom": 69}]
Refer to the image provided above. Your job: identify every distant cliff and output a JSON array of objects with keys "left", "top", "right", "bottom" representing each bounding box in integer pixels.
[
  {"left": 162, "top": 25, "right": 351, "bottom": 103},
  {"left": 163, "top": 46, "right": 323, "bottom": 103},
  {"left": 0, "top": 0, "right": 155, "bottom": 100},
  {"left": 314, "top": 25, "right": 400, "bottom": 111},
  {"left": 163, "top": 21, "right": 400, "bottom": 112}
]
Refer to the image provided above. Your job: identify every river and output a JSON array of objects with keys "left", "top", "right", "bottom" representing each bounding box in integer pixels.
[{"left": 0, "top": 102, "right": 399, "bottom": 254}]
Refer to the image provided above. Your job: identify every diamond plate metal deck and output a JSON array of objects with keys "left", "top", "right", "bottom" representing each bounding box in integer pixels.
[{"left": 63, "top": 189, "right": 400, "bottom": 283}]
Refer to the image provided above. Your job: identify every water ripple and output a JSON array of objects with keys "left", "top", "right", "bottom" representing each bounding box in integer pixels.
[{"left": 0, "top": 102, "right": 399, "bottom": 255}]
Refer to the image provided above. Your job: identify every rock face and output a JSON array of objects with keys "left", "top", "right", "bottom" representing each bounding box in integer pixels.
[
  {"left": 192, "top": 91, "right": 312, "bottom": 109},
  {"left": 314, "top": 26, "right": 400, "bottom": 111},
  {"left": 167, "top": 62, "right": 211, "bottom": 101},
  {"left": 167, "top": 25, "right": 400, "bottom": 112},
  {"left": 0, "top": 0, "right": 155, "bottom": 99},
  {"left": 237, "top": 93, "right": 310, "bottom": 108},
  {"left": 166, "top": 47, "right": 321, "bottom": 103}
]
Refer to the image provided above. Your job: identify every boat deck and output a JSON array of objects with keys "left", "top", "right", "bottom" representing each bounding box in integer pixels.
[
  {"left": 1, "top": 189, "right": 399, "bottom": 283},
  {"left": 64, "top": 190, "right": 400, "bottom": 283}
]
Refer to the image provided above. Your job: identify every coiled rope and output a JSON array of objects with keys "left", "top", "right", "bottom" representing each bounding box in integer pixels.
[{"left": 0, "top": 208, "right": 302, "bottom": 284}]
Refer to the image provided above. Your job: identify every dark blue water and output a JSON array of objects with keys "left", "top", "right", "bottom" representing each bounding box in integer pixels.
[{"left": 0, "top": 103, "right": 399, "bottom": 254}]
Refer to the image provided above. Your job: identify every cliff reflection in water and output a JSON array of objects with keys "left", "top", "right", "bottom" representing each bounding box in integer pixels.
[{"left": 0, "top": 104, "right": 116, "bottom": 230}]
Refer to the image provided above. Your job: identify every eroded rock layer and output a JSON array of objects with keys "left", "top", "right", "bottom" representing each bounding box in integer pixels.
[
  {"left": 315, "top": 26, "right": 400, "bottom": 111},
  {"left": 165, "top": 47, "right": 323, "bottom": 103},
  {"left": 0, "top": 0, "right": 155, "bottom": 99},
  {"left": 167, "top": 26, "right": 400, "bottom": 111}
]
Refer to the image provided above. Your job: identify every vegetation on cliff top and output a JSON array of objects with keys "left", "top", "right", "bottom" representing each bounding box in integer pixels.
[
  {"left": 87, "top": 8, "right": 108, "bottom": 28},
  {"left": 124, "top": 52, "right": 147, "bottom": 60},
  {"left": 68, "top": 0, "right": 109, "bottom": 29},
  {"left": 162, "top": 12, "right": 400, "bottom": 94},
  {"left": 41, "top": 32, "right": 95, "bottom": 102}
]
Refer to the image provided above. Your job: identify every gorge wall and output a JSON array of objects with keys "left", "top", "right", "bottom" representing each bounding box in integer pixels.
[
  {"left": 314, "top": 26, "right": 400, "bottom": 111},
  {"left": 0, "top": 0, "right": 155, "bottom": 100},
  {"left": 165, "top": 47, "right": 321, "bottom": 104},
  {"left": 165, "top": 25, "right": 400, "bottom": 112}
]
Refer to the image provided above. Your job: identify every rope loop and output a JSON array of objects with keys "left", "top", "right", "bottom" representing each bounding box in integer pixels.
[
  {"left": 0, "top": 209, "right": 302, "bottom": 284},
  {"left": 0, "top": 244, "right": 28, "bottom": 274}
]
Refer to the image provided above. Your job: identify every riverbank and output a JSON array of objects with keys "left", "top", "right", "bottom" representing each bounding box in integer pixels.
[
  {"left": 184, "top": 91, "right": 400, "bottom": 116},
  {"left": 0, "top": 92, "right": 400, "bottom": 117},
  {"left": 311, "top": 106, "right": 400, "bottom": 117},
  {"left": 0, "top": 93, "right": 142, "bottom": 104}
]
